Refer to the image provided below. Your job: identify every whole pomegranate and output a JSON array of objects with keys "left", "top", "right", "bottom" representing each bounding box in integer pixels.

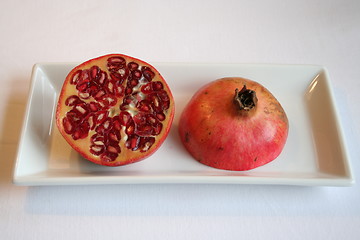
[
  {"left": 179, "top": 77, "right": 288, "bottom": 171},
  {"left": 56, "top": 54, "right": 174, "bottom": 166}
]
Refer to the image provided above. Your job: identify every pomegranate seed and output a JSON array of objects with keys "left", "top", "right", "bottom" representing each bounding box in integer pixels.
[
  {"left": 70, "top": 70, "right": 82, "bottom": 85},
  {"left": 152, "top": 81, "right": 163, "bottom": 91},
  {"left": 115, "top": 84, "right": 125, "bottom": 97},
  {"left": 128, "top": 62, "right": 139, "bottom": 71},
  {"left": 110, "top": 69, "right": 128, "bottom": 82},
  {"left": 98, "top": 101, "right": 106, "bottom": 108},
  {"left": 94, "top": 89, "right": 106, "bottom": 100},
  {"left": 96, "top": 111, "right": 109, "bottom": 124},
  {"left": 149, "top": 94, "right": 162, "bottom": 112},
  {"left": 91, "top": 134, "right": 105, "bottom": 145},
  {"left": 119, "top": 111, "right": 132, "bottom": 126},
  {"left": 108, "top": 56, "right": 126, "bottom": 64},
  {"left": 100, "top": 95, "right": 117, "bottom": 107},
  {"left": 66, "top": 111, "right": 81, "bottom": 123},
  {"left": 162, "top": 101, "right": 170, "bottom": 110},
  {"left": 152, "top": 122, "right": 163, "bottom": 135},
  {"left": 80, "top": 121, "right": 90, "bottom": 132},
  {"left": 102, "top": 118, "right": 112, "bottom": 130},
  {"left": 72, "top": 131, "right": 81, "bottom": 140},
  {"left": 88, "top": 114, "right": 97, "bottom": 130},
  {"left": 149, "top": 93, "right": 168, "bottom": 112},
  {"left": 142, "top": 67, "right": 155, "bottom": 81},
  {"left": 81, "top": 70, "right": 89, "bottom": 80},
  {"left": 118, "top": 68, "right": 127, "bottom": 76},
  {"left": 108, "top": 64, "right": 119, "bottom": 72},
  {"left": 106, "top": 81, "right": 114, "bottom": 94},
  {"left": 110, "top": 72, "right": 121, "bottom": 81},
  {"left": 141, "top": 82, "right": 152, "bottom": 94},
  {"left": 95, "top": 125, "right": 105, "bottom": 134},
  {"left": 126, "top": 121, "right": 135, "bottom": 135},
  {"left": 119, "top": 103, "right": 127, "bottom": 111},
  {"left": 88, "top": 102, "right": 100, "bottom": 112},
  {"left": 155, "top": 112, "right": 165, "bottom": 121},
  {"left": 107, "top": 144, "right": 120, "bottom": 154},
  {"left": 126, "top": 135, "right": 140, "bottom": 150},
  {"left": 90, "top": 66, "right": 100, "bottom": 80},
  {"left": 122, "top": 95, "right": 134, "bottom": 105},
  {"left": 112, "top": 116, "right": 121, "bottom": 131},
  {"left": 89, "top": 116, "right": 95, "bottom": 130},
  {"left": 74, "top": 104, "right": 88, "bottom": 116},
  {"left": 151, "top": 95, "right": 160, "bottom": 107},
  {"left": 78, "top": 92, "right": 90, "bottom": 99},
  {"left": 135, "top": 124, "right": 153, "bottom": 136},
  {"left": 65, "top": 95, "right": 82, "bottom": 106},
  {"left": 90, "top": 145, "right": 105, "bottom": 155},
  {"left": 94, "top": 141, "right": 104, "bottom": 146},
  {"left": 77, "top": 82, "right": 88, "bottom": 92},
  {"left": 107, "top": 146, "right": 117, "bottom": 154},
  {"left": 77, "top": 75, "right": 90, "bottom": 84},
  {"left": 133, "top": 113, "right": 146, "bottom": 125},
  {"left": 108, "top": 130, "right": 120, "bottom": 142},
  {"left": 107, "top": 57, "right": 126, "bottom": 73},
  {"left": 98, "top": 71, "right": 107, "bottom": 85},
  {"left": 137, "top": 100, "right": 151, "bottom": 112},
  {"left": 158, "top": 90, "right": 170, "bottom": 102},
  {"left": 72, "top": 122, "right": 89, "bottom": 140},
  {"left": 139, "top": 137, "right": 155, "bottom": 152},
  {"left": 63, "top": 117, "right": 75, "bottom": 134},
  {"left": 125, "top": 87, "right": 133, "bottom": 95},
  {"left": 129, "top": 78, "right": 139, "bottom": 87},
  {"left": 100, "top": 152, "right": 118, "bottom": 163},
  {"left": 87, "top": 84, "right": 99, "bottom": 96},
  {"left": 96, "top": 117, "right": 112, "bottom": 134},
  {"left": 131, "top": 70, "right": 142, "bottom": 80},
  {"left": 145, "top": 114, "right": 157, "bottom": 124}
]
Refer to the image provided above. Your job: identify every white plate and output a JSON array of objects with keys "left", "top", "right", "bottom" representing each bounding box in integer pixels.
[{"left": 13, "top": 62, "right": 354, "bottom": 186}]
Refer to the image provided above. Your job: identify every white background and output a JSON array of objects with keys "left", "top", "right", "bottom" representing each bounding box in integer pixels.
[{"left": 1, "top": 0, "right": 360, "bottom": 239}]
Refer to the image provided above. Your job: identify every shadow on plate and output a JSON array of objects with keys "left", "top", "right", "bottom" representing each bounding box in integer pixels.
[{"left": 305, "top": 71, "right": 350, "bottom": 178}]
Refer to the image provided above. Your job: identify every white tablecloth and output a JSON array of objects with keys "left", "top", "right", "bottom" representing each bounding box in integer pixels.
[{"left": 1, "top": 0, "right": 359, "bottom": 239}]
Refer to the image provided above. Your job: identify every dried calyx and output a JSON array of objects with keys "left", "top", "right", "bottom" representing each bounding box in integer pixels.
[{"left": 233, "top": 85, "right": 258, "bottom": 111}]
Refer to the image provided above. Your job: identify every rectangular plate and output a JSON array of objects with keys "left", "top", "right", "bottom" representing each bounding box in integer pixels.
[{"left": 13, "top": 63, "right": 354, "bottom": 186}]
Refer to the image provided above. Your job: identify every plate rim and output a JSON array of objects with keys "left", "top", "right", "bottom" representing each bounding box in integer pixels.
[{"left": 12, "top": 62, "right": 354, "bottom": 187}]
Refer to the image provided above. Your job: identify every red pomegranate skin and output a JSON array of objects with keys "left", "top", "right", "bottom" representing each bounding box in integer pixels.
[
  {"left": 56, "top": 54, "right": 174, "bottom": 167},
  {"left": 179, "top": 77, "right": 288, "bottom": 171}
]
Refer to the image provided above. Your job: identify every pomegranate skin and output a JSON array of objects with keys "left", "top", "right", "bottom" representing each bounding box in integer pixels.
[{"left": 179, "top": 77, "right": 288, "bottom": 171}]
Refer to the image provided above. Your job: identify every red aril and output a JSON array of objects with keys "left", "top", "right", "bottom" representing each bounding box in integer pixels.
[
  {"left": 178, "top": 77, "right": 288, "bottom": 171},
  {"left": 56, "top": 54, "right": 174, "bottom": 166}
]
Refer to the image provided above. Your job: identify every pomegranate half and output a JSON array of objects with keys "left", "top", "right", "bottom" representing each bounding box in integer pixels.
[
  {"left": 179, "top": 77, "right": 288, "bottom": 171},
  {"left": 56, "top": 54, "right": 174, "bottom": 166}
]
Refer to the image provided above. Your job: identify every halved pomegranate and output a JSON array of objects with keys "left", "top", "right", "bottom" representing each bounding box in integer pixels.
[
  {"left": 56, "top": 54, "right": 174, "bottom": 166},
  {"left": 179, "top": 77, "right": 288, "bottom": 171}
]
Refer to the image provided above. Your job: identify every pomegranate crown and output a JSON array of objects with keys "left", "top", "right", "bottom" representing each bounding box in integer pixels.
[{"left": 233, "top": 85, "right": 258, "bottom": 111}]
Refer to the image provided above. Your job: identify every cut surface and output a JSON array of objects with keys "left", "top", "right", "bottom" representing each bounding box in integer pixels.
[{"left": 56, "top": 54, "right": 174, "bottom": 166}]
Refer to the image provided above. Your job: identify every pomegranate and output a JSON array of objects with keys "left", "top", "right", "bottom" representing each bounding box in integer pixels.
[
  {"left": 56, "top": 54, "right": 174, "bottom": 166},
  {"left": 179, "top": 77, "right": 288, "bottom": 171}
]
